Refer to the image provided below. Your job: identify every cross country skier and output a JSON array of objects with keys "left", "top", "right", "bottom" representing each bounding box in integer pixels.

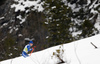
[{"left": 22, "top": 41, "right": 34, "bottom": 58}]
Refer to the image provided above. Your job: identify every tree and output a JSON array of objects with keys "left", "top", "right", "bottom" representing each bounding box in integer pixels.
[
  {"left": 44, "top": 0, "right": 74, "bottom": 46},
  {"left": 43, "top": 0, "right": 99, "bottom": 46}
]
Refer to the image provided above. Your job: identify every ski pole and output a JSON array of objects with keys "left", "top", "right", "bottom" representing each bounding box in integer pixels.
[
  {"left": 30, "top": 46, "right": 36, "bottom": 56},
  {"left": 30, "top": 47, "right": 34, "bottom": 56}
]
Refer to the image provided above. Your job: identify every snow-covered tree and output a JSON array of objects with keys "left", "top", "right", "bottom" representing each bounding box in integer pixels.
[
  {"left": 44, "top": 0, "right": 74, "bottom": 45},
  {"left": 43, "top": 0, "right": 100, "bottom": 46}
]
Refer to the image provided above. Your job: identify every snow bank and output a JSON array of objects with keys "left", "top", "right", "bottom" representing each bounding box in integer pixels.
[{"left": 1, "top": 34, "right": 100, "bottom": 64}]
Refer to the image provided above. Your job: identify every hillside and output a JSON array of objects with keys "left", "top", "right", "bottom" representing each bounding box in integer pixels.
[
  {"left": 0, "top": 0, "right": 100, "bottom": 61},
  {"left": 1, "top": 34, "right": 100, "bottom": 64}
]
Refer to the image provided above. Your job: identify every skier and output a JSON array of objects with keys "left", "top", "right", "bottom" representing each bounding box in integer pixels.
[{"left": 22, "top": 41, "right": 34, "bottom": 58}]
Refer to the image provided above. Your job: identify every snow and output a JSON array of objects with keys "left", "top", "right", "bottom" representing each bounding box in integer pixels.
[
  {"left": 24, "top": 38, "right": 30, "bottom": 41},
  {"left": 73, "top": 7, "right": 81, "bottom": 12},
  {"left": 91, "top": 9, "right": 98, "bottom": 14},
  {"left": 0, "top": 17, "right": 4, "bottom": 20},
  {"left": 18, "top": 34, "right": 23, "bottom": 37},
  {"left": 9, "top": 53, "right": 13, "bottom": 56},
  {"left": 72, "top": 31, "right": 82, "bottom": 37},
  {"left": 94, "top": 4, "right": 100, "bottom": 8},
  {"left": 20, "top": 18, "right": 26, "bottom": 24},
  {"left": 52, "top": 6, "right": 56, "bottom": 9},
  {"left": 11, "top": 0, "right": 44, "bottom": 12},
  {"left": 95, "top": 22, "right": 100, "bottom": 30},
  {"left": 9, "top": 27, "right": 19, "bottom": 33},
  {"left": 16, "top": 15, "right": 22, "bottom": 20},
  {"left": 10, "top": 0, "right": 44, "bottom": 24},
  {"left": 68, "top": 3, "right": 76, "bottom": 10},
  {"left": 46, "top": 36, "right": 49, "bottom": 39},
  {"left": 1, "top": 34, "right": 100, "bottom": 64},
  {"left": 67, "top": 3, "right": 81, "bottom": 12},
  {"left": 57, "top": 24, "right": 59, "bottom": 26},
  {"left": 0, "top": 23, "right": 8, "bottom": 28},
  {"left": 44, "top": 22, "right": 48, "bottom": 24},
  {"left": 3, "top": 23, "right": 8, "bottom": 26},
  {"left": 94, "top": 14, "right": 100, "bottom": 31},
  {"left": 89, "top": 0, "right": 97, "bottom": 9},
  {"left": 16, "top": 15, "right": 26, "bottom": 24},
  {"left": 24, "top": 38, "right": 34, "bottom": 41},
  {"left": 9, "top": 29, "right": 13, "bottom": 33},
  {"left": 87, "top": 0, "right": 91, "bottom": 5}
]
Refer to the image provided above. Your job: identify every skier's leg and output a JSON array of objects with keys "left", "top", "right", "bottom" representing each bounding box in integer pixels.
[
  {"left": 22, "top": 51, "right": 27, "bottom": 58},
  {"left": 22, "top": 52, "right": 26, "bottom": 58},
  {"left": 24, "top": 52, "right": 29, "bottom": 57}
]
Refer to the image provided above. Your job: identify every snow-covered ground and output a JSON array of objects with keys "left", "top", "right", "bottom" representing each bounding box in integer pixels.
[{"left": 1, "top": 34, "right": 100, "bottom": 64}]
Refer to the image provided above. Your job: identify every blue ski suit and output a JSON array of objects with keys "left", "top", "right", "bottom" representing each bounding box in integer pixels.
[{"left": 22, "top": 44, "right": 33, "bottom": 58}]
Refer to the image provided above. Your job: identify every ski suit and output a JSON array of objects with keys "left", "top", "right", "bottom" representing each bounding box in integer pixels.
[{"left": 22, "top": 44, "right": 33, "bottom": 58}]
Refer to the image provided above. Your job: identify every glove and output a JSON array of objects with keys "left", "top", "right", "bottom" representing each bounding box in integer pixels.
[{"left": 34, "top": 46, "right": 36, "bottom": 48}]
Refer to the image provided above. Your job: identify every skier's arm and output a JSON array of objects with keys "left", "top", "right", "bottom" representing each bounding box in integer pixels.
[{"left": 27, "top": 46, "right": 33, "bottom": 52}]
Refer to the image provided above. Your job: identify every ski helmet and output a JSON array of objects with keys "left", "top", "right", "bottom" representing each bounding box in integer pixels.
[{"left": 29, "top": 41, "right": 33, "bottom": 44}]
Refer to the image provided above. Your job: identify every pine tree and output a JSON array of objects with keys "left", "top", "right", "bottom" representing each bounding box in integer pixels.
[
  {"left": 44, "top": 0, "right": 74, "bottom": 46},
  {"left": 43, "top": 0, "right": 99, "bottom": 46}
]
